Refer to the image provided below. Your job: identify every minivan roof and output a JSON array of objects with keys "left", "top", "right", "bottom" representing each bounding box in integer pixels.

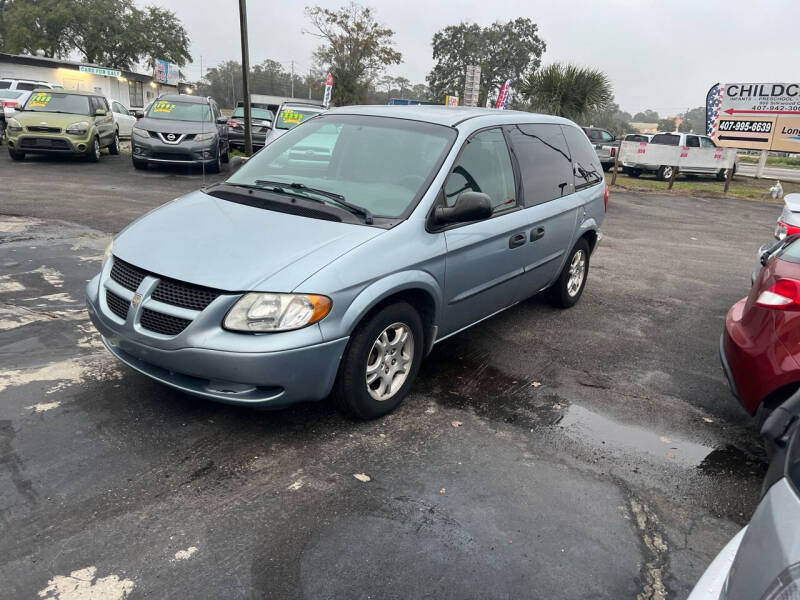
[{"left": 324, "top": 105, "right": 575, "bottom": 128}]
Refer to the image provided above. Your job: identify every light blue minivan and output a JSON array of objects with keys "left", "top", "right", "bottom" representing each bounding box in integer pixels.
[{"left": 87, "top": 106, "right": 607, "bottom": 419}]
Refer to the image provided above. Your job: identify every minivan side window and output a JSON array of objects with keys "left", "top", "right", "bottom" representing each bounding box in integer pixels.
[
  {"left": 561, "top": 126, "right": 603, "bottom": 189},
  {"left": 507, "top": 123, "right": 573, "bottom": 206},
  {"left": 444, "top": 128, "right": 516, "bottom": 210}
]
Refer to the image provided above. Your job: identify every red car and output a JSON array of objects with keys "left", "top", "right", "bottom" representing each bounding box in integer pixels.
[{"left": 722, "top": 235, "right": 800, "bottom": 419}]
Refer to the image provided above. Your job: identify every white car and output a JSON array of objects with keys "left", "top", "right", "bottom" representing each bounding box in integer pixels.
[
  {"left": 0, "top": 78, "right": 60, "bottom": 92},
  {"left": 0, "top": 89, "right": 31, "bottom": 142},
  {"left": 108, "top": 98, "right": 137, "bottom": 138}
]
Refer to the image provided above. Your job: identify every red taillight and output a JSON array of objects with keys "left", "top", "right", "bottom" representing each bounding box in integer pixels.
[
  {"left": 756, "top": 278, "right": 800, "bottom": 310},
  {"left": 227, "top": 120, "right": 238, "bottom": 128},
  {"left": 603, "top": 185, "right": 609, "bottom": 211},
  {"left": 610, "top": 147, "right": 616, "bottom": 157},
  {"left": 2, "top": 100, "right": 18, "bottom": 108}
]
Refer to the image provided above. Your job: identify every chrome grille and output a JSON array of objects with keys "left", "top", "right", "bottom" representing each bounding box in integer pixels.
[
  {"left": 105, "top": 290, "right": 130, "bottom": 320},
  {"left": 110, "top": 257, "right": 147, "bottom": 291},
  {"left": 140, "top": 308, "right": 191, "bottom": 336}
]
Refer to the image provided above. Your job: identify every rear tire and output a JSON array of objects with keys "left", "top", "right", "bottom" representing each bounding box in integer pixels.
[
  {"left": 8, "top": 148, "right": 25, "bottom": 161},
  {"left": 657, "top": 165, "right": 674, "bottom": 181},
  {"left": 332, "top": 301, "right": 424, "bottom": 419},
  {"left": 132, "top": 157, "right": 147, "bottom": 170},
  {"left": 547, "top": 238, "right": 591, "bottom": 309}
]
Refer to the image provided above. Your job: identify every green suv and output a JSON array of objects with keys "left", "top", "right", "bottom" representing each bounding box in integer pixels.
[{"left": 5, "top": 89, "right": 119, "bottom": 161}]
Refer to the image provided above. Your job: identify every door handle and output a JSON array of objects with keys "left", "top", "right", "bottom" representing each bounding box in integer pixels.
[
  {"left": 509, "top": 233, "right": 527, "bottom": 249},
  {"left": 530, "top": 226, "right": 545, "bottom": 242}
]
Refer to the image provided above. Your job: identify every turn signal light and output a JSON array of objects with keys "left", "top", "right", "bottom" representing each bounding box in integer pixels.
[{"left": 756, "top": 278, "right": 800, "bottom": 310}]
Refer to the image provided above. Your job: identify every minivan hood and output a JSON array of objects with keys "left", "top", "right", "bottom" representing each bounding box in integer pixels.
[
  {"left": 136, "top": 117, "right": 213, "bottom": 134},
  {"left": 112, "top": 190, "right": 384, "bottom": 292}
]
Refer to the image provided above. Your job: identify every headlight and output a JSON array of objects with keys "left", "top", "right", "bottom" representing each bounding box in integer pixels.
[
  {"left": 65, "top": 121, "right": 89, "bottom": 135},
  {"left": 6, "top": 117, "right": 22, "bottom": 132},
  {"left": 223, "top": 293, "right": 331, "bottom": 332},
  {"left": 194, "top": 132, "right": 217, "bottom": 142},
  {"left": 132, "top": 127, "right": 150, "bottom": 139},
  {"left": 760, "top": 562, "right": 800, "bottom": 599},
  {"left": 102, "top": 240, "right": 113, "bottom": 268}
]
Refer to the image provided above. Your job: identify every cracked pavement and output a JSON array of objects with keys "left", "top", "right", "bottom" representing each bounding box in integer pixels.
[{"left": 0, "top": 151, "right": 780, "bottom": 598}]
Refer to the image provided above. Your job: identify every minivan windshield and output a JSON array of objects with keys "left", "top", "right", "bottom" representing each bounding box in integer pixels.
[
  {"left": 146, "top": 99, "right": 212, "bottom": 122},
  {"left": 227, "top": 114, "right": 456, "bottom": 219},
  {"left": 275, "top": 106, "right": 325, "bottom": 130},
  {"left": 22, "top": 92, "right": 90, "bottom": 115}
]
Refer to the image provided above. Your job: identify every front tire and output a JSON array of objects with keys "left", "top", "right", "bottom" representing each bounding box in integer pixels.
[
  {"left": 206, "top": 147, "right": 222, "bottom": 173},
  {"left": 332, "top": 301, "right": 424, "bottom": 419},
  {"left": 108, "top": 130, "right": 120, "bottom": 155},
  {"left": 87, "top": 136, "right": 101, "bottom": 162},
  {"left": 717, "top": 165, "right": 736, "bottom": 181},
  {"left": 132, "top": 157, "right": 147, "bottom": 170},
  {"left": 547, "top": 238, "right": 591, "bottom": 308}
]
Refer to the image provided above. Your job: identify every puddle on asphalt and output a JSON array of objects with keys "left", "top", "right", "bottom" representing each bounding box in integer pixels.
[{"left": 558, "top": 404, "right": 713, "bottom": 466}]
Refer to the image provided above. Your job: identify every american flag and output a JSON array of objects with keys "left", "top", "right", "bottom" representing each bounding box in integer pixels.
[
  {"left": 495, "top": 79, "right": 512, "bottom": 110},
  {"left": 706, "top": 83, "right": 724, "bottom": 136}
]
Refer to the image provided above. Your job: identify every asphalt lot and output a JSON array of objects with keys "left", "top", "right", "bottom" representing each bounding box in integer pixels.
[{"left": 0, "top": 149, "right": 782, "bottom": 599}]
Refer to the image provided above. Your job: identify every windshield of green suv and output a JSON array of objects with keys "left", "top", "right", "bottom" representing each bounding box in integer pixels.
[
  {"left": 146, "top": 99, "right": 212, "bottom": 122},
  {"left": 231, "top": 107, "right": 273, "bottom": 121},
  {"left": 22, "top": 92, "right": 90, "bottom": 115},
  {"left": 275, "top": 106, "right": 324, "bottom": 130},
  {"left": 227, "top": 114, "right": 456, "bottom": 219}
]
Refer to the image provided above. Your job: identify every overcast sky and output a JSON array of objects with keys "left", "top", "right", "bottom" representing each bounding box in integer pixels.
[{"left": 141, "top": 0, "right": 799, "bottom": 116}]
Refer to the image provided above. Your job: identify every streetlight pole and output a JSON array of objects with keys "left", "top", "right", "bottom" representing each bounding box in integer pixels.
[{"left": 238, "top": 0, "right": 253, "bottom": 156}]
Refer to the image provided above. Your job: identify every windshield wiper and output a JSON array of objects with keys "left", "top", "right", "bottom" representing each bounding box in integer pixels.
[{"left": 254, "top": 180, "right": 373, "bottom": 224}]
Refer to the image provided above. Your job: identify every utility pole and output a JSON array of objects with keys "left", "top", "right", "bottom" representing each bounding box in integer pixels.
[
  {"left": 308, "top": 68, "right": 312, "bottom": 100},
  {"left": 291, "top": 60, "right": 295, "bottom": 99},
  {"left": 238, "top": 0, "right": 253, "bottom": 156}
]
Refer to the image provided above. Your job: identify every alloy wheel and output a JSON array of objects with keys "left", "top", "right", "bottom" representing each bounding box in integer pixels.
[
  {"left": 566, "top": 250, "right": 586, "bottom": 297},
  {"left": 365, "top": 322, "right": 414, "bottom": 401}
]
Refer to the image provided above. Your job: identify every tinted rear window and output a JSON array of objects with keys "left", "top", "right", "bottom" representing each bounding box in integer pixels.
[
  {"left": 16, "top": 82, "right": 38, "bottom": 91},
  {"left": 625, "top": 134, "right": 650, "bottom": 142},
  {"left": 651, "top": 134, "right": 680, "bottom": 146},
  {"left": 562, "top": 126, "right": 603, "bottom": 189},
  {"left": 231, "top": 107, "right": 273, "bottom": 120},
  {"left": 0, "top": 81, "right": 11, "bottom": 89},
  {"left": 507, "top": 123, "right": 574, "bottom": 206}
]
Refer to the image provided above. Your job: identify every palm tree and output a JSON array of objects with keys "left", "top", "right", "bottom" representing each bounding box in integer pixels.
[{"left": 521, "top": 63, "right": 613, "bottom": 122}]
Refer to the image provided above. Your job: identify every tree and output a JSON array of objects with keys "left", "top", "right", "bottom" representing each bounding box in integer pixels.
[
  {"left": 657, "top": 118, "right": 677, "bottom": 132},
  {"left": 305, "top": 2, "right": 401, "bottom": 106},
  {"left": 680, "top": 106, "right": 706, "bottom": 134},
  {"left": 633, "top": 109, "right": 659, "bottom": 123},
  {"left": 0, "top": 0, "right": 191, "bottom": 70},
  {"left": 426, "top": 19, "right": 545, "bottom": 106},
  {"left": 521, "top": 62, "right": 613, "bottom": 122},
  {"left": 584, "top": 101, "right": 637, "bottom": 135}
]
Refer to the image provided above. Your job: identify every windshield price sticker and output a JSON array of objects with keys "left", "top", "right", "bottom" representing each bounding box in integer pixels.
[
  {"left": 153, "top": 100, "right": 176, "bottom": 113},
  {"left": 718, "top": 120, "right": 773, "bottom": 133},
  {"left": 281, "top": 110, "right": 305, "bottom": 125},
  {"left": 28, "top": 93, "right": 52, "bottom": 108}
]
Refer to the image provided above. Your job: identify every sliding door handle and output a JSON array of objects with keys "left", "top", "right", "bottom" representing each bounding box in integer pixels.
[
  {"left": 509, "top": 233, "right": 527, "bottom": 249},
  {"left": 530, "top": 226, "right": 545, "bottom": 242}
]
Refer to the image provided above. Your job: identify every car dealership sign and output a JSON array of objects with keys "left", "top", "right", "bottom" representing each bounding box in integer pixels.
[
  {"left": 154, "top": 59, "right": 180, "bottom": 86},
  {"left": 708, "top": 82, "right": 800, "bottom": 151}
]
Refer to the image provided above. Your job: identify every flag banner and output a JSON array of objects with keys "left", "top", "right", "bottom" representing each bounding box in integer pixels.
[
  {"left": 495, "top": 79, "right": 512, "bottom": 110},
  {"left": 323, "top": 73, "right": 333, "bottom": 108}
]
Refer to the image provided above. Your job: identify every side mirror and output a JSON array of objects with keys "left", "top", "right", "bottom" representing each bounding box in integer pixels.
[
  {"left": 95, "top": 109, "right": 107, "bottom": 116},
  {"left": 435, "top": 191, "right": 493, "bottom": 225},
  {"left": 133, "top": 110, "right": 144, "bottom": 119},
  {"left": 217, "top": 116, "right": 228, "bottom": 125}
]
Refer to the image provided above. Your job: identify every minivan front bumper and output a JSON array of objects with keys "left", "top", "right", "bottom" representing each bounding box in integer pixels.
[{"left": 86, "top": 271, "right": 348, "bottom": 407}]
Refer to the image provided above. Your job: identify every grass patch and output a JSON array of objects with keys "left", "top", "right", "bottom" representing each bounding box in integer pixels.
[
  {"left": 737, "top": 154, "right": 800, "bottom": 168},
  {"left": 230, "top": 148, "right": 246, "bottom": 158},
  {"left": 607, "top": 171, "right": 799, "bottom": 202}
]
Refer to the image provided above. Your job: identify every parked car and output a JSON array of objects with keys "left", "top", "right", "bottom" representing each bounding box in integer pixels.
[
  {"left": 582, "top": 126, "right": 619, "bottom": 171},
  {"left": 5, "top": 89, "right": 119, "bottom": 161},
  {"left": 687, "top": 390, "right": 800, "bottom": 600},
  {"left": 0, "top": 89, "right": 31, "bottom": 142},
  {"left": 0, "top": 78, "right": 60, "bottom": 91},
  {"left": 721, "top": 234, "right": 800, "bottom": 422},
  {"left": 108, "top": 98, "right": 136, "bottom": 138},
  {"left": 775, "top": 194, "right": 800, "bottom": 241},
  {"left": 227, "top": 106, "right": 274, "bottom": 150},
  {"left": 263, "top": 101, "right": 326, "bottom": 144},
  {"left": 86, "top": 106, "right": 606, "bottom": 419},
  {"left": 619, "top": 133, "right": 653, "bottom": 177},
  {"left": 130, "top": 94, "right": 230, "bottom": 172},
  {"left": 646, "top": 132, "right": 737, "bottom": 181}
]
